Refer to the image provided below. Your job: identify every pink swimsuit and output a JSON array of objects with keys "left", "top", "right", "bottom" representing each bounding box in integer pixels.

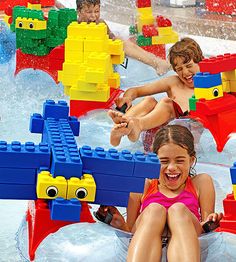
[{"left": 140, "top": 177, "right": 201, "bottom": 221}]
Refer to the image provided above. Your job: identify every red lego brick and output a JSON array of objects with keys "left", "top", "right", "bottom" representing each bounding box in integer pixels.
[
  {"left": 141, "top": 44, "right": 166, "bottom": 59},
  {"left": 199, "top": 53, "right": 236, "bottom": 74},
  {"left": 70, "top": 88, "right": 123, "bottom": 117},
  {"left": 27, "top": 199, "right": 95, "bottom": 260},
  {"left": 136, "top": 0, "right": 151, "bottom": 8},
  {"left": 142, "top": 24, "right": 158, "bottom": 37},
  {"left": 206, "top": 0, "right": 236, "bottom": 15},
  {"left": 156, "top": 15, "right": 172, "bottom": 27},
  {"left": 189, "top": 93, "right": 236, "bottom": 152},
  {"left": 215, "top": 193, "right": 236, "bottom": 234}
]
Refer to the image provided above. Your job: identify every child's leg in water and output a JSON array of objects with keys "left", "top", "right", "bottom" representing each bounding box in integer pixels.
[{"left": 108, "top": 96, "right": 157, "bottom": 124}]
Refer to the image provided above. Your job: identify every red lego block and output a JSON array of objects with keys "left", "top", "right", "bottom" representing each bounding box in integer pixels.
[
  {"left": 41, "top": 0, "right": 55, "bottom": 6},
  {"left": 206, "top": 0, "right": 236, "bottom": 15},
  {"left": 48, "top": 45, "right": 65, "bottom": 70},
  {"left": 0, "top": 0, "right": 54, "bottom": 10},
  {"left": 156, "top": 15, "right": 172, "bottom": 27},
  {"left": 189, "top": 93, "right": 236, "bottom": 152},
  {"left": 70, "top": 88, "right": 123, "bottom": 117},
  {"left": 27, "top": 199, "right": 95, "bottom": 261},
  {"left": 215, "top": 193, "right": 236, "bottom": 234},
  {"left": 141, "top": 44, "right": 166, "bottom": 60},
  {"left": 15, "top": 49, "right": 59, "bottom": 83},
  {"left": 199, "top": 53, "right": 236, "bottom": 74},
  {"left": 142, "top": 24, "right": 158, "bottom": 37},
  {"left": 136, "top": 0, "right": 151, "bottom": 8}
]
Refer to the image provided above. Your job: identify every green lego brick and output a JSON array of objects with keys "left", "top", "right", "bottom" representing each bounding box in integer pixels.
[
  {"left": 48, "top": 10, "right": 59, "bottom": 27},
  {"left": 189, "top": 95, "right": 198, "bottom": 111},
  {"left": 137, "top": 34, "right": 152, "bottom": 46},
  {"left": 129, "top": 25, "right": 138, "bottom": 35},
  {"left": 58, "top": 8, "right": 77, "bottom": 28}
]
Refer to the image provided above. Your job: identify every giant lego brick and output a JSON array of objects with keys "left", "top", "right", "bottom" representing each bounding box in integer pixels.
[
  {"left": 230, "top": 162, "right": 236, "bottom": 184},
  {"left": 0, "top": 184, "right": 37, "bottom": 199},
  {"left": 0, "top": 141, "right": 50, "bottom": 168},
  {"left": 42, "top": 100, "right": 69, "bottom": 120},
  {"left": 193, "top": 72, "right": 222, "bottom": 88},
  {"left": 49, "top": 197, "right": 81, "bottom": 222},
  {"left": 0, "top": 167, "right": 36, "bottom": 184}
]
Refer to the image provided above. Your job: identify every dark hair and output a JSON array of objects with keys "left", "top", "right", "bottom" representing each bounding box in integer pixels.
[
  {"left": 76, "top": 0, "right": 100, "bottom": 11},
  {"left": 168, "top": 37, "right": 204, "bottom": 70},
  {"left": 153, "top": 124, "right": 196, "bottom": 157}
]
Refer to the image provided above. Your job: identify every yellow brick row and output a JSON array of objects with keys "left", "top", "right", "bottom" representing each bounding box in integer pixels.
[
  {"left": 27, "top": 3, "right": 42, "bottom": 10},
  {"left": 194, "top": 85, "right": 223, "bottom": 100},
  {"left": 16, "top": 17, "right": 47, "bottom": 30},
  {"left": 36, "top": 171, "right": 96, "bottom": 202},
  {"left": 152, "top": 31, "right": 179, "bottom": 44}
]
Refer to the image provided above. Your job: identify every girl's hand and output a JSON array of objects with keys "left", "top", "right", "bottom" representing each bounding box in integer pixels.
[
  {"left": 115, "top": 96, "right": 132, "bottom": 112},
  {"left": 206, "top": 212, "right": 223, "bottom": 224},
  {"left": 201, "top": 212, "right": 223, "bottom": 233}
]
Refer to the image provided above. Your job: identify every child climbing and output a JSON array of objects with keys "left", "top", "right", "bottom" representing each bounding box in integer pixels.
[
  {"left": 95, "top": 125, "right": 223, "bottom": 261},
  {"left": 108, "top": 37, "right": 204, "bottom": 147}
]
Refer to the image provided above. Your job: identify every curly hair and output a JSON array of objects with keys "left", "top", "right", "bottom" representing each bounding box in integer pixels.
[{"left": 168, "top": 37, "right": 204, "bottom": 70}]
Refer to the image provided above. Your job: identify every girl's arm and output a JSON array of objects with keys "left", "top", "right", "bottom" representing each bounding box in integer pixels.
[{"left": 126, "top": 192, "right": 142, "bottom": 230}]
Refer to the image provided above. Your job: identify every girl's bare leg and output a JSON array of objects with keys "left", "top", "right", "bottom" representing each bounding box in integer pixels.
[
  {"left": 167, "top": 203, "right": 202, "bottom": 262},
  {"left": 127, "top": 203, "right": 166, "bottom": 262}
]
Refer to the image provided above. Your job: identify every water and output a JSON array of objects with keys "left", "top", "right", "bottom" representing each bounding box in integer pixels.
[{"left": 1, "top": 19, "right": 236, "bottom": 261}]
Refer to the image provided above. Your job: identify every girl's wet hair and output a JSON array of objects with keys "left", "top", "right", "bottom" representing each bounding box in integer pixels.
[
  {"left": 168, "top": 37, "right": 204, "bottom": 70},
  {"left": 76, "top": 0, "right": 100, "bottom": 10},
  {"left": 152, "top": 124, "right": 196, "bottom": 158}
]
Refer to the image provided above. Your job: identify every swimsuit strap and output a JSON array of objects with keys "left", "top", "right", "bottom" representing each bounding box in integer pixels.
[{"left": 185, "top": 176, "right": 198, "bottom": 200}]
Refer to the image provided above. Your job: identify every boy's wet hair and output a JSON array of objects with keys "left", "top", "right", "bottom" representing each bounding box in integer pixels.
[
  {"left": 168, "top": 37, "right": 204, "bottom": 70},
  {"left": 152, "top": 124, "right": 196, "bottom": 158},
  {"left": 76, "top": 0, "right": 100, "bottom": 11}
]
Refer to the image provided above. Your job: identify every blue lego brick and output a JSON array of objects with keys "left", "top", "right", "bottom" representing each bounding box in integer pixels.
[
  {"left": 0, "top": 184, "right": 37, "bottom": 199},
  {"left": 51, "top": 145, "right": 83, "bottom": 179},
  {"left": 93, "top": 189, "right": 130, "bottom": 207},
  {"left": 0, "top": 167, "right": 36, "bottom": 184},
  {"left": 92, "top": 173, "right": 145, "bottom": 193},
  {"left": 30, "top": 113, "right": 44, "bottom": 134},
  {"left": 42, "top": 118, "right": 77, "bottom": 147},
  {"left": 0, "top": 141, "right": 50, "bottom": 168},
  {"left": 80, "top": 146, "right": 135, "bottom": 176},
  {"left": 230, "top": 162, "right": 236, "bottom": 184},
  {"left": 43, "top": 100, "right": 69, "bottom": 120},
  {"left": 49, "top": 197, "right": 81, "bottom": 222},
  {"left": 68, "top": 116, "right": 80, "bottom": 136},
  {"left": 193, "top": 72, "right": 222, "bottom": 88},
  {"left": 133, "top": 151, "right": 160, "bottom": 179}
]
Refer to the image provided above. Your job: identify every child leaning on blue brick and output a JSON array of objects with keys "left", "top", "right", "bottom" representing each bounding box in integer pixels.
[
  {"left": 55, "top": 0, "right": 170, "bottom": 75},
  {"left": 95, "top": 124, "right": 223, "bottom": 261}
]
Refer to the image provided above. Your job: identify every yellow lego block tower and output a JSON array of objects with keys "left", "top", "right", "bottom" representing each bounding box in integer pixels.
[{"left": 58, "top": 22, "right": 124, "bottom": 103}]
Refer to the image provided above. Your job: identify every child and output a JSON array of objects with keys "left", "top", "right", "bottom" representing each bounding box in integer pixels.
[
  {"left": 73, "top": 0, "right": 170, "bottom": 74},
  {"left": 95, "top": 125, "right": 223, "bottom": 261},
  {"left": 108, "top": 37, "right": 204, "bottom": 147}
]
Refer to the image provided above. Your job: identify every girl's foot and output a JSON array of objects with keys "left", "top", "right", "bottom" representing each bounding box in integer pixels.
[
  {"left": 108, "top": 110, "right": 124, "bottom": 124},
  {"left": 110, "top": 122, "right": 131, "bottom": 146},
  {"left": 127, "top": 118, "right": 142, "bottom": 142}
]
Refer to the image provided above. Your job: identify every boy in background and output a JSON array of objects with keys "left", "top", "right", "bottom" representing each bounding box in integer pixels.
[{"left": 55, "top": 0, "right": 170, "bottom": 75}]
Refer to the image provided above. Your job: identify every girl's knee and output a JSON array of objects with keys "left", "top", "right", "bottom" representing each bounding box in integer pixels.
[
  {"left": 168, "top": 203, "right": 191, "bottom": 222},
  {"left": 142, "top": 203, "right": 166, "bottom": 222}
]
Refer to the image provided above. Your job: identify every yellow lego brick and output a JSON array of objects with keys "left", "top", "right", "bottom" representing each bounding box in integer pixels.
[
  {"left": 84, "top": 37, "right": 109, "bottom": 52},
  {"left": 87, "top": 52, "right": 111, "bottom": 71},
  {"left": 194, "top": 85, "right": 223, "bottom": 100},
  {"left": 222, "top": 79, "right": 231, "bottom": 93},
  {"left": 70, "top": 84, "right": 110, "bottom": 102},
  {"left": 108, "top": 39, "right": 124, "bottom": 55},
  {"left": 65, "top": 50, "right": 84, "bottom": 62},
  {"left": 222, "top": 70, "right": 236, "bottom": 81},
  {"left": 36, "top": 171, "right": 67, "bottom": 199},
  {"left": 85, "top": 67, "right": 108, "bottom": 83},
  {"left": 87, "top": 22, "right": 108, "bottom": 38},
  {"left": 111, "top": 52, "right": 125, "bottom": 65},
  {"left": 108, "top": 72, "right": 120, "bottom": 88},
  {"left": 76, "top": 80, "right": 97, "bottom": 92},
  {"left": 62, "top": 62, "right": 81, "bottom": 75},
  {"left": 137, "top": 15, "right": 155, "bottom": 32},
  {"left": 158, "top": 26, "right": 173, "bottom": 35},
  {"left": 152, "top": 31, "right": 178, "bottom": 44},
  {"left": 137, "top": 7, "right": 153, "bottom": 16},
  {"left": 67, "top": 174, "right": 96, "bottom": 202},
  {"left": 64, "top": 85, "right": 71, "bottom": 96},
  {"left": 67, "top": 22, "right": 89, "bottom": 38},
  {"left": 65, "top": 38, "right": 84, "bottom": 51},
  {"left": 229, "top": 80, "right": 236, "bottom": 92},
  {"left": 3, "top": 15, "right": 11, "bottom": 27},
  {"left": 27, "top": 3, "right": 42, "bottom": 10},
  {"left": 233, "top": 184, "right": 236, "bottom": 200},
  {"left": 60, "top": 73, "right": 80, "bottom": 87},
  {"left": 16, "top": 17, "right": 46, "bottom": 30}
]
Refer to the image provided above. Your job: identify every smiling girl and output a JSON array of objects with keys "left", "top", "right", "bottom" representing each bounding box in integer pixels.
[
  {"left": 108, "top": 37, "right": 204, "bottom": 147},
  {"left": 96, "top": 125, "right": 223, "bottom": 262}
]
